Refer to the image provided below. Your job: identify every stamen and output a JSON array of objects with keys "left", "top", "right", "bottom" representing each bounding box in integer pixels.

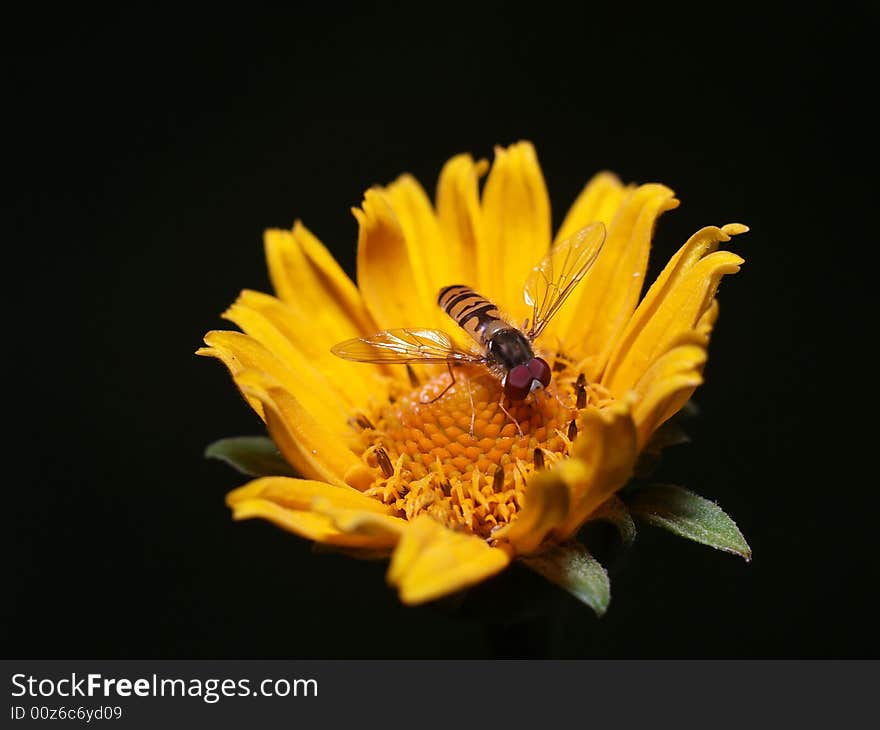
[
  {"left": 533, "top": 447, "right": 545, "bottom": 470},
  {"left": 568, "top": 419, "right": 578, "bottom": 441},
  {"left": 554, "top": 351, "right": 575, "bottom": 372},
  {"left": 376, "top": 447, "right": 394, "bottom": 478},
  {"left": 575, "top": 381, "right": 587, "bottom": 409},
  {"left": 355, "top": 364, "right": 577, "bottom": 537},
  {"left": 492, "top": 465, "right": 504, "bottom": 492}
]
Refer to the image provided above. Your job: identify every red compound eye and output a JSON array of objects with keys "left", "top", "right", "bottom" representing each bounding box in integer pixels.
[
  {"left": 527, "top": 357, "right": 552, "bottom": 388},
  {"left": 504, "top": 364, "right": 533, "bottom": 401}
]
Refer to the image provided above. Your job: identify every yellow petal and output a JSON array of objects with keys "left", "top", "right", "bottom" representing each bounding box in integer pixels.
[
  {"left": 230, "top": 498, "right": 397, "bottom": 549},
  {"left": 548, "top": 172, "right": 630, "bottom": 340},
  {"left": 265, "top": 222, "right": 375, "bottom": 337},
  {"left": 343, "top": 463, "right": 379, "bottom": 492},
  {"left": 491, "top": 468, "right": 571, "bottom": 555},
  {"left": 199, "top": 330, "right": 345, "bottom": 436},
  {"left": 558, "top": 400, "right": 638, "bottom": 536},
  {"left": 603, "top": 224, "right": 747, "bottom": 395},
  {"left": 234, "top": 370, "right": 361, "bottom": 486},
  {"left": 223, "top": 291, "right": 385, "bottom": 408},
  {"left": 435, "top": 153, "right": 489, "bottom": 287},
  {"left": 555, "top": 171, "right": 628, "bottom": 242},
  {"left": 559, "top": 184, "right": 679, "bottom": 378},
  {"left": 697, "top": 298, "right": 720, "bottom": 337},
  {"left": 630, "top": 343, "right": 707, "bottom": 447},
  {"left": 355, "top": 188, "right": 447, "bottom": 333},
  {"left": 478, "top": 141, "right": 551, "bottom": 323},
  {"left": 227, "top": 476, "right": 391, "bottom": 514},
  {"left": 384, "top": 174, "right": 453, "bottom": 310},
  {"left": 197, "top": 331, "right": 286, "bottom": 420},
  {"left": 311, "top": 497, "right": 407, "bottom": 544},
  {"left": 387, "top": 515, "right": 511, "bottom": 604}
]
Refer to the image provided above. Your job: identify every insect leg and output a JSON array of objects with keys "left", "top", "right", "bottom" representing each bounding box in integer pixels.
[
  {"left": 466, "top": 376, "right": 475, "bottom": 438},
  {"left": 545, "top": 384, "right": 573, "bottom": 417},
  {"left": 421, "top": 363, "right": 457, "bottom": 404},
  {"left": 498, "top": 396, "right": 524, "bottom": 438}
]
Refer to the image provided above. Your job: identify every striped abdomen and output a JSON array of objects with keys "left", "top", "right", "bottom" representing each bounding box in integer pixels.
[{"left": 437, "top": 285, "right": 506, "bottom": 345}]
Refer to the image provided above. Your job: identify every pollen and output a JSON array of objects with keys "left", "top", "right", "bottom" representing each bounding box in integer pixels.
[{"left": 350, "top": 363, "right": 612, "bottom": 538}]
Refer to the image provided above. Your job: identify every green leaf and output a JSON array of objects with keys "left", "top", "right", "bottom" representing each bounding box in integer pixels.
[
  {"left": 204, "top": 436, "right": 297, "bottom": 478},
  {"left": 522, "top": 542, "right": 610, "bottom": 616},
  {"left": 626, "top": 483, "right": 752, "bottom": 561},
  {"left": 589, "top": 496, "right": 636, "bottom": 547}
]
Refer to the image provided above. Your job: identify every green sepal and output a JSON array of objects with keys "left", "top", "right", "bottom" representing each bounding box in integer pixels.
[
  {"left": 679, "top": 399, "right": 701, "bottom": 419},
  {"left": 204, "top": 436, "right": 297, "bottom": 478},
  {"left": 635, "top": 421, "right": 691, "bottom": 478},
  {"left": 626, "top": 483, "right": 752, "bottom": 561},
  {"left": 522, "top": 541, "right": 610, "bottom": 617},
  {"left": 643, "top": 420, "right": 691, "bottom": 454},
  {"left": 588, "top": 495, "right": 636, "bottom": 547}
]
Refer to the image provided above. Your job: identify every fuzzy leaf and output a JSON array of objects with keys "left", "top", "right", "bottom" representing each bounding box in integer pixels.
[
  {"left": 523, "top": 542, "right": 610, "bottom": 616},
  {"left": 589, "top": 496, "right": 636, "bottom": 547},
  {"left": 204, "top": 436, "right": 296, "bottom": 477},
  {"left": 626, "top": 484, "right": 751, "bottom": 561}
]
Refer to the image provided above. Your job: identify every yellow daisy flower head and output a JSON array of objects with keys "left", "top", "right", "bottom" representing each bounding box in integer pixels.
[{"left": 199, "top": 141, "right": 751, "bottom": 614}]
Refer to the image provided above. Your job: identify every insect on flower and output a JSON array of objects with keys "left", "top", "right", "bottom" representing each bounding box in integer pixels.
[
  {"left": 331, "top": 222, "right": 606, "bottom": 430},
  {"left": 200, "top": 141, "right": 752, "bottom": 612}
]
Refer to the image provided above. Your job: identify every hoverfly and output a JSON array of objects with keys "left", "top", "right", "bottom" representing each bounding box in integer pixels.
[{"left": 331, "top": 222, "right": 606, "bottom": 413}]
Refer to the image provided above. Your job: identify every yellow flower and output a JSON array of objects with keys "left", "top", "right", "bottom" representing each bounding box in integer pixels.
[{"left": 198, "top": 141, "right": 747, "bottom": 609}]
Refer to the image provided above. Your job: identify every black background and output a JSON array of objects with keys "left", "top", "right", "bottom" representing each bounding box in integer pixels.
[{"left": 7, "top": 6, "right": 875, "bottom": 658}]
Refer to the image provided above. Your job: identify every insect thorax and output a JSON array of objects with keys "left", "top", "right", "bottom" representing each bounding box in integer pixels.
[{"left": 486, "top": 328, "right": 535, "bottom": 370}]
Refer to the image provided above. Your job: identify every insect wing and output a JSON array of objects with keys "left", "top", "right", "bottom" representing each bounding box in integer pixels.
[
  {"left": 331, "top": 328, "right": 483, "bottom": 365},
  {"left": 524, "top": 222, "right": 606, "bottom": 340}
]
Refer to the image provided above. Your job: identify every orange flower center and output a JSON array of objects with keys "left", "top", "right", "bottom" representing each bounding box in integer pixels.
[{"left": 350, "top": 361, "right": 612, "bottom": 538}]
